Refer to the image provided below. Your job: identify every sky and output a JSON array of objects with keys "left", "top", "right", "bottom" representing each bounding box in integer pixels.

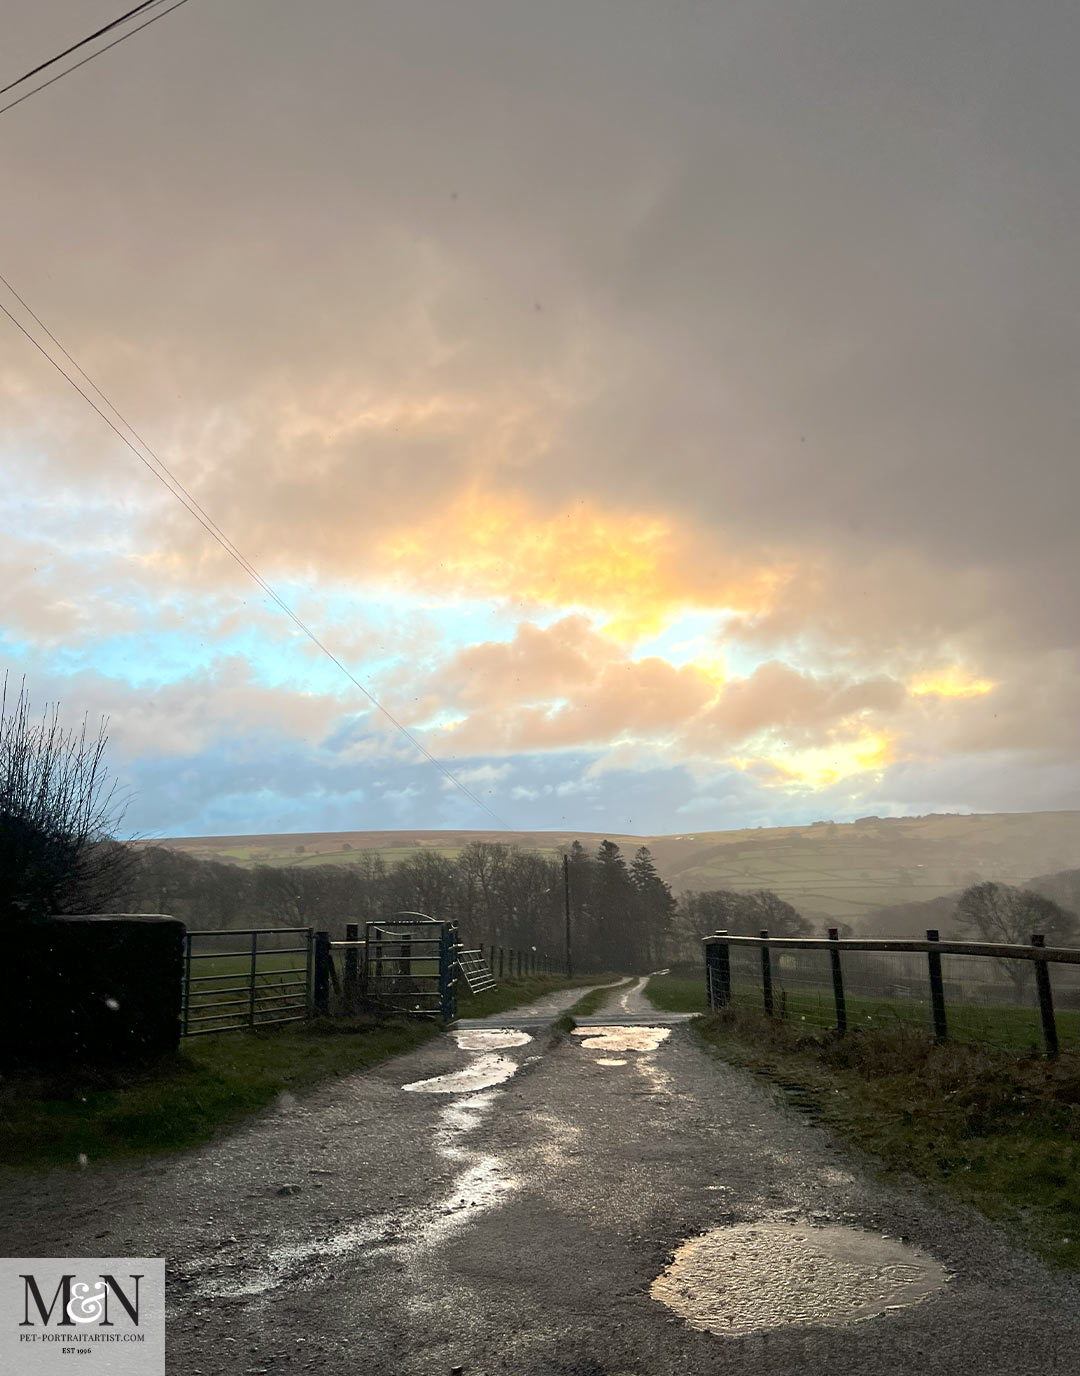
[{"left": 1, "top": 0, "right": 1078, "bottom": 839}]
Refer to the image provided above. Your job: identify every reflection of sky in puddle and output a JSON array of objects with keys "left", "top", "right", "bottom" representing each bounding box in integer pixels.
[
  {"left": 651, "top": 1222, "right": 947, "bottom": 1336},
  {"left": 402, "top": 1052, "right": 518, "bottom": 1094},
  {"left": 595, "top": 1057, "right": 627, "bottom": 1066},
  {"left": 453, "top": 1028, "right": 533, "bottom": 1052},
  {"left": 572, "top": 1026, "right": 672, "bottom": 1053}
]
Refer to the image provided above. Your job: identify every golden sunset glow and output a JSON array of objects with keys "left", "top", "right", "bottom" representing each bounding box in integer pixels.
[
  {"left": 732, "top": 730, "right": 895, "bottom": 790},
  {"left": 909, "top": 670, "right": 995, "bottom": 699},
  {"left": 379, "top": 495, "right": 788, "bottom": 640}
]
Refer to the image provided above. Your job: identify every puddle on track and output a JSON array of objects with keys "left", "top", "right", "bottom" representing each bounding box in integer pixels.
[
  {"left": 651, "top": 1221, "right": 947, "bottom": 1337},
  {"left": 184, "top": 1092, "right": 520, "bottom": 1303},
  {"left": 595, "top": 1057, "right": 627, "bottom": 1066},
  {"left": 402, "top": 1052, "right": 518, "bottom": 1094},
  {"left": 572, "top": 1026, "right": 672, "bottom": 1053},
  {"left": 452, "top": 1028, "right": 533, "bottom": 1052}
]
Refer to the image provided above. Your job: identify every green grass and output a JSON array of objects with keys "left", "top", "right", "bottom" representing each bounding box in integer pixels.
[
  {"left": 565, "top": 977, "right": 630, "bottom": 1017},
  {"left": 643, "top": 970, "right": 1074, "bottom": 1055},
  {"left": 693, "top": 1006, "right": 1080, "bottom": 1271},
  {"left": 644, "top": 969, "right": 709, "bottom": 1014},
  {"left": 0, "top": 1017, "right": 437, "bottom": 1174}
]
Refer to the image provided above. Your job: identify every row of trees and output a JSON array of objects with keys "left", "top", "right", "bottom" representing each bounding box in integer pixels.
[{"left": 124, "top": 838, "right": 681, "bottom": 973}]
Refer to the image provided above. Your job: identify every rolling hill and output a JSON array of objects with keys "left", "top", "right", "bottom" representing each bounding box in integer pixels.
[{"left": 149, "top": 810, "right": 1080, "bottom": 926}]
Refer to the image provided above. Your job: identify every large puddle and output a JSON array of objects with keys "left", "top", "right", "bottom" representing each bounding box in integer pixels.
[
  {"left": 651, "top": 1222, "right": 947, "bottom": 1336},
  {"left": 452, "top": 1029, "right": 533, "bottom": 1052},
  {"left": 402, "top": 1051, "right": 519, "bottom": 1094},
  {"left": 572, "top": 1026, "right": 671, "bottom": 1053}
]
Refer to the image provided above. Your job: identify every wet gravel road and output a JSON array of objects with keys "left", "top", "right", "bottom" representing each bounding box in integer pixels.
[{"left": 4, "top": 980, "right": 1080, "bottom": 1375}]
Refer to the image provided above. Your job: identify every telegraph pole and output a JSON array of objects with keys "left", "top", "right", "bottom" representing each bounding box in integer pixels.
[{"left": 563, "top": 852, "right": 573, "bottom": 978}]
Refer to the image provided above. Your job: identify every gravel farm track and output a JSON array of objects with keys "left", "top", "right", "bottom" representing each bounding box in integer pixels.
[{"left": 3, "top": 979, "right": 1080, "bottom": 1376}]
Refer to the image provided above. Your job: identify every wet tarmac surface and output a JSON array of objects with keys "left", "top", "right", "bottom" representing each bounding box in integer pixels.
[{"left": 4, "top": 976, "right": 1080, "bottom": 1374}]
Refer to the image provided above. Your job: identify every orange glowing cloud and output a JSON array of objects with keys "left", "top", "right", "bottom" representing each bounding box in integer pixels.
[
  {"left": 377, "top": 494, "right": 790, "bottom": 640},
  {"left": 909, "top": 669, "right": 995, "bottom": 699},
  {"left": 730, "top": 730, "right": 895, "bottom": 790}
]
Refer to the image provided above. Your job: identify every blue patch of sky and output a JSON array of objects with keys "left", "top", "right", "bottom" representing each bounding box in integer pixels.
[
  {"left": 632, "top": 610, "right": 771, "bottom": 678},
  {"left": 27, "top": 578, "right": 547, "bottom": 696}
]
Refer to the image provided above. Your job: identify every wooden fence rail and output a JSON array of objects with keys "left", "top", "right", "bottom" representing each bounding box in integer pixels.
[{"left": 704, "top": 928, "right": 1080, "bottom": 1057}]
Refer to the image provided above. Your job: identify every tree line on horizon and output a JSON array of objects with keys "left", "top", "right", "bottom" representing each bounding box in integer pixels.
[{"left": 116, "top": 835, "right": 825, "bottom": 969}]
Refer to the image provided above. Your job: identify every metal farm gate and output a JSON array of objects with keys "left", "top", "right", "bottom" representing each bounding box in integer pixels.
[
  {"left": 182, "top": 926, "right": 313, "bottom": 1036},
  {"left": 329, "top": 912, "right": 496, "bottom": 1020},
  {"left": 180, "top": 913, "right": 497, "bottom": 1034}
]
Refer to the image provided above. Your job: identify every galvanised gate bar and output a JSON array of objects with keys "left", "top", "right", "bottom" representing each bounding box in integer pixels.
[{"left": 182, "top": 925, "right": 314, "bottom": 1035}]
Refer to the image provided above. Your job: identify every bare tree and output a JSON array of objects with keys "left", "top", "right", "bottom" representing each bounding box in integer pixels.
[
  {"left": 956, "top": 880, "right": 1079, "bottom": 996},
  {"left": 0, "top": 676, "right": 132, "bottom": 924},
  {"left": 956, "top": 881, "right": 1078, "bottom": 946}
]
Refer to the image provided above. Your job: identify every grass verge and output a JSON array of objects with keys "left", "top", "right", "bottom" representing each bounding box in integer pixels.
[
  {"left": 643, "top": 968, "right": 707, "bottom": 1014},
  {"left": 693, "top": 1005, "right": 1080, "bottom": 1270},
  {"left": 0, "top": 1017, "right": 435, "bottom": 1174},
  {"left": 565, "top": 977, "right": 630, "bottom": 1018}
]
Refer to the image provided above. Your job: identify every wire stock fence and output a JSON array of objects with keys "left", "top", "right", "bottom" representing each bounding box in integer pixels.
[{"left": 704, "top": 928, "right": 1080, "bottom": 1056}]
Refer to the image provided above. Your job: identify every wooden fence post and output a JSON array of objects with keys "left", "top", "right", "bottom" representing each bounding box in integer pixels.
[
  {"left": 1032, "top": 934, "right": 1059, "bottom": 1057},
  {"left": 313, "top": 931, "right": 332, "bottom": 1016},
  {"left": 828, "top": 927, "right": 847, "bottom": 1035},
  {"left": 760, "top": 929, "right": 774, "bottom": 1017},
  {"left": 926, "top": 929, "right": 948, "bottom": 1043},
  {"left": 345, "top": 922, "right": 360, "bottom": 1011}
]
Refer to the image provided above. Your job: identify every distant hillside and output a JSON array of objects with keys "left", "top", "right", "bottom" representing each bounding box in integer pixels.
[
  {"left": 1029, "top": 868, "right": 1080, "bottom": 914},
  {"left": 150, "top": 810, "right": 1080, "bottom": 927}
]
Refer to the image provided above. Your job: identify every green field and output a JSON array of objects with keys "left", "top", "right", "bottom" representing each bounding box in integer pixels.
[{"left": 644, "top": 969, "right": 1078, "bottom": 1055}]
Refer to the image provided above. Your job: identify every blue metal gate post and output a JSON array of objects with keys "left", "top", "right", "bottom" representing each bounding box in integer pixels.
[
  {"left": 248, "top": 930, "right": 259, "bottom": 1029},
  {"left": 439, "top": 924, "right": 457, "bottom": 1021}
]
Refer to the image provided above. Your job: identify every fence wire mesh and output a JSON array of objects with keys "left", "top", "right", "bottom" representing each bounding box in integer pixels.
[
  {"left": 1053, "top": 965, "right": 1080, "bottom": 1053},
  {"left": 938, "top": 952, "right": 1042, "bottom": 1052},
  {"left": 840, "top": 949, "right": 931, "bottom": 1038},
  {"left": 727, "top": 945, "right": 763, "bottom": 1014},
  {"left": 770, "top": 947, "right": 835, "bottom": 1031}
]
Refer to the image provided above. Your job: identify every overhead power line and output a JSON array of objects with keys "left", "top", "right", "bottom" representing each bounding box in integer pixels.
[
  {"left": 0, "top": 1, "right": 162, "bottom": 95},
  {"left": 0, "top": 277, "right": 512, "bottom": 830},
  {"left": 0, "top": 0, "right": 192, "bottom": 119}
]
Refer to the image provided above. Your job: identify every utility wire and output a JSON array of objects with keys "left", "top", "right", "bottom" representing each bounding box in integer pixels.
[
  {"left": 0, "top": 283, "right": 512, "bottom": 829},
  {"left": 0, "top": 1, "right": 163, "bottom": 96},
  {"left": 0, "top": 0, "right": 191, "bottom": 118}
]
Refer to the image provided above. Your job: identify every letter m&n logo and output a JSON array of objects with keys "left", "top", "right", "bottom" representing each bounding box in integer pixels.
[{"left": 1, "top": 1258, "right": 165, "bottom": 1374}]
